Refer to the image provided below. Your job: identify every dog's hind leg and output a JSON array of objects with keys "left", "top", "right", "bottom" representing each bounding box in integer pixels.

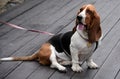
[{"left": 50, "top": 45, "right": 67, "bottom": 72}]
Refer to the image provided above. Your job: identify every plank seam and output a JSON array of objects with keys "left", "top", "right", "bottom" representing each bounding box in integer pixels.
[{"left": 114, "top": 68, "right": 120, "bottom": 79}]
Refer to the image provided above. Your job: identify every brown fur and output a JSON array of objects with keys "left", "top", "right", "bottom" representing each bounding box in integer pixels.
[{"left": 38, "top": 43, "right": 51, "bottom": 65}]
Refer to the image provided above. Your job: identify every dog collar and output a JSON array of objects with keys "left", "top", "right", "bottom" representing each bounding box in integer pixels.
[{"left": 79, "top": 34, "right": 89, "bottom": 41}]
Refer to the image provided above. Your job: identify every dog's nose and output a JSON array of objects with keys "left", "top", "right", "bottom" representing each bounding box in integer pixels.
[{"left": 77, "top": 16, "right": 82, "bottom": 21}]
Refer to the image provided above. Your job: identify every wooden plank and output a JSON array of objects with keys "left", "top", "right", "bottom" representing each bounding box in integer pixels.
[
  {"left": 94, "top": 0, "right": 107, "bottom": 11},
  {"left": 71, "top": 1, "right": 120, "bottom": 78},
  {"left": 49, "top": 67, "right": 74, "bottom": 79},
  {"left": 11, "top": 0, "right": 72, "bottom": 25},
  {"left": 4, "top": 62, "right": 40, "bottom": 79},
  {"left": 25, "top": 66, "right": 55, "bottom": 79},
  {"left": 93, "top": 39, "right": 120, "bottom": 79},
  {"left": 98, "top": 0, "right": 119, "bottom": 21},
  {"left": 28, "top": 0, "right": 84, "bottom": 25},
  {"left": 0, "top": 0, "right": 46, "bottom": 22}
]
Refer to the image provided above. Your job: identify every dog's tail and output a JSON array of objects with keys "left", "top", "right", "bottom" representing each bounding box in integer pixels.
[{"left": 0, "top": 53, "right": 38, "bottom": 61}]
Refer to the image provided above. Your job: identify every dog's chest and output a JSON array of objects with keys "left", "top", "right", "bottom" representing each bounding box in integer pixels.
[
  {"left": 71, "top": 32, "right": 95, "bottom": 61},
  {"left": 71, "top": 32, "right": 89, "bottom": 50},
  {"left": 77, "top": 45, "right": 94, "bottom": 61}
]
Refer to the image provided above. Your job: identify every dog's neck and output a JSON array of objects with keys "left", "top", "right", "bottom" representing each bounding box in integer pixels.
[{"left": 76, "top": 24, "right": 88, "bottom": 40}]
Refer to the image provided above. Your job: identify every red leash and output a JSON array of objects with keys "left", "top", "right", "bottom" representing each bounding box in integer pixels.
[{"left": 0, "top": 20, "right": 55, "bottom": 36}]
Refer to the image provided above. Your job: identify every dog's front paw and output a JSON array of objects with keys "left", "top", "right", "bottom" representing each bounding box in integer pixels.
[
  {"left": 71, "top": 63, "right": 83, "bottom": 72},
  {"left": 87, "top": 61, "right": 98, "bottom": 69}
]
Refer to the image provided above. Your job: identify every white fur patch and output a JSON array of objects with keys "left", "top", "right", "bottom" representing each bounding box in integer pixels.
[
  {"left": 0, "top": 57, "right": 13, "bottom": 61},
  {"left": 50, "top": 45, "right": 66, "bottom": 71},
  {"left": 78, "top": 7, "right": 87, "bottom": 25}
]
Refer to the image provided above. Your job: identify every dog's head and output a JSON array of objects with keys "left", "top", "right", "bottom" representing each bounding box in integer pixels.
[{"left": 73, "top": 4, "right": 102, "bottom": 43}]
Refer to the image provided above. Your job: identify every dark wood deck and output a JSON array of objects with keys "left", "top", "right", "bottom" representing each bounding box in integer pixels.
[{"left": 0, "top": 0, "right": 120, "bottom": 79}]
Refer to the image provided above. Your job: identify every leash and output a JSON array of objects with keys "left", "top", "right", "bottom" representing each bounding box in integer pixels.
[{"left": 0, "top": 20, "right": 55, "bottom": 36}]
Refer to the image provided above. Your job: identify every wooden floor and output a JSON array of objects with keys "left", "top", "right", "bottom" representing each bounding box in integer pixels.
[{"left": 0, "top": 0, "right": 120, "bottom": 79}]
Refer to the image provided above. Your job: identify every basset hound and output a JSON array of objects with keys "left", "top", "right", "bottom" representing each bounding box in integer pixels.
[{"left": 0, "top": 4, "right": 102, "bottom": 72}]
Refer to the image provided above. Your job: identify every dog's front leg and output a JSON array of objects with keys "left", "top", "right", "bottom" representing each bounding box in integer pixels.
[{"left": 70, "top": 47, "right": 83, "bottom": 72}]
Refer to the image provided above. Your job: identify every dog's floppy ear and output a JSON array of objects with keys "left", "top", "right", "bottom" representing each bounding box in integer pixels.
[{"left": 88, "top": 12, "right": 102, "bottom": 43}]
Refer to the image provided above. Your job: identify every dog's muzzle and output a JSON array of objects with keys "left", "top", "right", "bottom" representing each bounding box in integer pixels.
[{"left": 77, "top": 15, "right": 88, "bottom": 30}]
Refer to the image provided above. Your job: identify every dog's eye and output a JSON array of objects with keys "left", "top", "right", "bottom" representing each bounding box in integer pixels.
[
  {"left": 80, "top": 8, "right": 83, "bottom": 12},
  {"left": 86, "top": 9, "right": 93, "bottom": 14}
]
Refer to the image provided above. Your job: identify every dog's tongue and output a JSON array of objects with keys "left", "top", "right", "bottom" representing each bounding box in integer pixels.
[{"left": 78, "top": 24, "right": 84, "bottom": 30}]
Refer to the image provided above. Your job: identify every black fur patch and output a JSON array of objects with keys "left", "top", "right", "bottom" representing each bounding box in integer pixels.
[{"left": 48, "top": 31, "right": 74, "bottom": 55}]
